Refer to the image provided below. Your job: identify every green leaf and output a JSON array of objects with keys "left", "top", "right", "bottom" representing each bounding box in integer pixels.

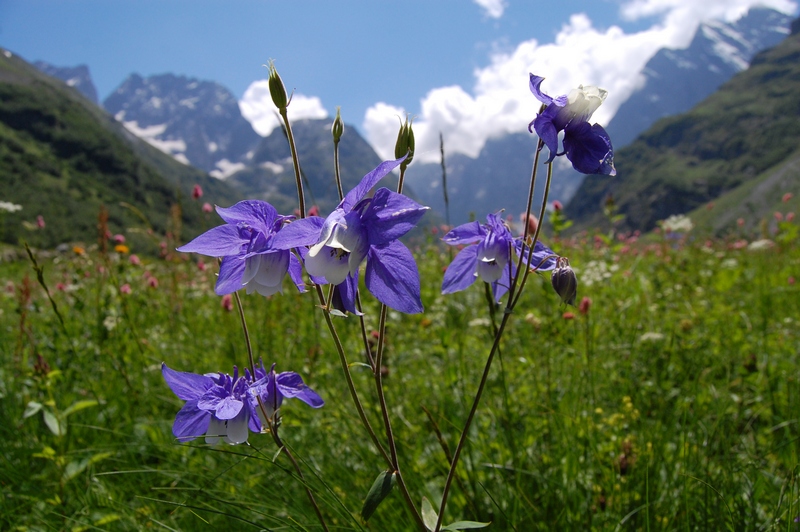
[
  {"left": 348, "top": 362, "right": 373, "bottom": 369},
  {"left": 42, "top": 409, "right": 65, "bottom": 436},
  {"left": 23, "top": 401, "right": 43, "bottom": 419},
  {"left": 421, "top": 497, "right": 438, "bottom": 531},
  {"left": 442, "top": 520, "right": 492, "bottom": 530},
  {"left": 62, "top": 451, "right": 113, "bottom": 482},
  {"left": 361, "top": 470, "right": 396, "bottom": 521},
  {"left": 62, "top": 399, "right": 99, "bottom": 418}
]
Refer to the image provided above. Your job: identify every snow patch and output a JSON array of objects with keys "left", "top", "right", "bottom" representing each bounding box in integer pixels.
[
  {"left": 208, "top": 142, "right": 218, "bottom": 153},
  {"left": 259, "top": 161, "right": 284, "bottom": 174},
  {"left": 120, "top": 120, "right": 187, "bottom": 162},
  {"left": 210, "top": 159, "right": 246, "bottom": 179},
  {"left": 149, "top": 97, "right": 162, "bottom": 109},
  {"left": 180, "top": 97, "right": 199, "bottom": 109}
]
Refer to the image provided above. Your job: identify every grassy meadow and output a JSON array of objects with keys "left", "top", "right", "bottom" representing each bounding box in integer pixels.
[{"left": 1, "top": 219, "right": 799, "bottom": 531}]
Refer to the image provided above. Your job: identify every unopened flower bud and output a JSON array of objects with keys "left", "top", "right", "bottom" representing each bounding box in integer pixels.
[
  {"left": 394, "top": 117, "right": 414, "bottom": 167},
  {"left": 332, "top": 107, "right": 344, "bottom": 143},
  {"left": 551, "top": 257, "right": 577, "bottom": 306},
  {"left": 268, "top": 61, "right": 288, "bottom": 111}
]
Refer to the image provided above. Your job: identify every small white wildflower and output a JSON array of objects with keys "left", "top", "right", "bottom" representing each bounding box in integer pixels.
[
  {"left": 640, "top": 332, "right": 665, "bottom": 342},
  {"left": 660, "top": 214, "right": 693, "bottom": 233},
  {"left": 747, "top": 239, "right": 775, "bottom": 251},
  {"left": 0, "top": 201, "right": 22, "bottom": 213},
  {"left": 103, "top": 315, "right": 121, "bottom": 331}
]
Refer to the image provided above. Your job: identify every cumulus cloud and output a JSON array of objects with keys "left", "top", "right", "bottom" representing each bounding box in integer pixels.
[
  {"left": 364, "top": 0, "right": 796, "bottom": 162},
  {"left": 474, "top": 0, "right": 507, "bottom": 19},
  {"left": 239, "top": 79, "right": 328, "bottom": 136}
]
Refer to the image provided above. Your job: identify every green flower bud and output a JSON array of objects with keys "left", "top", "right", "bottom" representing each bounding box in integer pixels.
[
  {"left": 268, "top": 61, "right": 288, "bottom": 111},
  {"left": 332, "top": 107, "right": 344, "bottom": 143},
  {"left": 551, "top": 257, "right": 578, "bottom": 306},
  {"left": 394, "top": 117, "right": 414, "bottom": 167}
]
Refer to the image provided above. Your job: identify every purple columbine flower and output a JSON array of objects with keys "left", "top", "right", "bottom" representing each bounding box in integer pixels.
[
  {"left": 177, "top": 200, "right": 304, "bottom": 296},
  {"left": 162, "top": 363, "right": 261, "bottom": 444},
  {"left": 528, "top": 74, "right": 616, "bottom": 176},
  {"left": 273, "top": 157, "right": 428, "bottom": 314},
  {"left": 441, "top": 212, "right": 557, "bottom": 301},
  {"left": 249, "top": 363, "right": 324, "bottom": 423}
]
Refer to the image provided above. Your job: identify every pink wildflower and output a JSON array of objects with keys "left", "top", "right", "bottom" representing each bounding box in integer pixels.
[
  {"left": 113, "top": 234, "right": 126, "bottom": 244},
  {"left": 129, "top": 254, "right": 141, "bottom": 266},
  {"left": 192, "top": 184, "right": 203, "bottom": 199},
  {"left": 221, "top": 294, "right": 233, "bottom": 312},
  {"left": 147, "top": 276, "right": 159, "bottom": 289},
  {"left": 783, "top": 192, "right": 793, "bottom": 203},
  {"left": 202, "top": 202, "right": 213, "bottom": 213},
  {"left": 36, "top": 215, "right": 45, "bottom": 228},
  {"left": 120, "top": 284, "right": 132, "bottom": 295},
  {"left": 578, "top": 297, "right": 592, "bottom": 316}
]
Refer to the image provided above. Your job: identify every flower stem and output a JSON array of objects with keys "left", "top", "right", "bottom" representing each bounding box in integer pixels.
[
  {"left": 434, "top": 139, "right": 554, "bottom": 531},
  {"left": 269, "top": 419, "right": 330, "bottom": 531},
  {"left": 313, "top": 285, "right": 393, "bottom": 467},
  {"left": 375, "top": 304, "right": 427, "bottom": 531},
  {"left": 279, "top": 108, "right": 306, "bottom": 218}
]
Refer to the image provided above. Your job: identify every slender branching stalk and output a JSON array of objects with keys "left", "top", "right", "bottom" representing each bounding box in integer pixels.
[
  {"left": 434, "top": 138, "right": 554, "bottom": 531},
  {"left": 232, "top": 289, "right": 328, "bottom": 530}
]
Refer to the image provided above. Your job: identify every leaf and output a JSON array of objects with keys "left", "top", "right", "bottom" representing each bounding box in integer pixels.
[
  {"left": 442, "top": 521, "right": 492, "bottom": 530},
  {"left": 42, "top": 409, "right": 65, "bottom": 436},
  {"left": 348, "top": 362, "right": 373, "bottom": 370},
  {"left": 421, "top": 497, "right": 438, "bottom": 531},
  {"left": 23, "top": 401, "right": 43, "bottom": 419},
  {"left": 361, "top": 470, "right": 396, "bottom": 521},
  {"left": 62, "top": 399, "right": 99, "bottom": 418},
  {"left": 62, "top": 451, "right": 113, "bottom": 482}
]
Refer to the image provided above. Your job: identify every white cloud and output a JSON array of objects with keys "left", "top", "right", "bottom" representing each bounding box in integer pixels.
[
  {"left": 474, "top": 0, "right": 507, "bottom": 19},
  {"left": 364, "top": 0, "right": 796, "bottom": 162},
  {"left": 239, "top": 80, "right": 329, "bottom": 137}
]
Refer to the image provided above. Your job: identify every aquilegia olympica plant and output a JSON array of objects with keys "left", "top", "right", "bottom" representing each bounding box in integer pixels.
[
  {"left": 272, "top": 156, "right": 429, "bottom": 314},
  {"left": 528, "top": 73, "right": 616, "bottom": 176},
  {"left": 162, "top": 362, "right": 323, "bottom": 445},
  {"left": 441, "top": 212, "right": 558, "bottom": 302},
  {"left": 162, "top": 65, "right": 614, "bottom": 531},
  {"left": 176, "top": 200, "right": 304, "bottom": 296}
]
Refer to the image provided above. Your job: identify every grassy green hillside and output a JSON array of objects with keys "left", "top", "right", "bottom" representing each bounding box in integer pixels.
[
  {"left": 567, "top": 27, "right": 800, "bottom": 235},
  {"left": 0, "top": 48, "right": 241, "bottom": 251}
]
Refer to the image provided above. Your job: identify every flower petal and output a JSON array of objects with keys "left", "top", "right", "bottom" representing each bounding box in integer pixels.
[
  {"left": 271, "top": 216, "right": 325, "bottom": 249},
  {"left": 205, "top": 416, "right": 226, "bottom": 445},
  {"left": 442, "top": 221, "right": 485, "bottom": 245},
  {"left": 441, "top": 245, "right": 479, "bottom": 294},
  {"left": 215, "top": 256, "right": 246, "bottom": 295},
  {"left": 365, "top": 240, "right": 423, "bottom": 314},
  {"left": 276, "top": 372, "right": 325, "bottom": 408},
  {"left": 177, "top": 224, "right": 245, "bottom": 257},
  {"left": 224, "top": 410, "right": 250, "bottom": 444},
  {"left": 341, "top": 157, "right": 405, "bottom": 212},
  {"left": 363, "top": 188, "right": 429, "bottom": 246},
  {"left": 162, "top": 363, "right": 214, "bottom": 401},
  {"left": 305, "top": 245, "right": 351, "bottom": 285},
  {"left": 563, "top": 122, "right": 616, "bottom": 176},
  {"left": 215, "top": 200, "right": 277, "bottom": 234},
  {"left": 172, "top": 399, "right": 211, "bottom": 441}
]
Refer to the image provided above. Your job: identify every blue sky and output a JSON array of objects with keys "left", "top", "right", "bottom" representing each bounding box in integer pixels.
[{"left": 1, "top": 0, "right": 796, "bottom": 161}]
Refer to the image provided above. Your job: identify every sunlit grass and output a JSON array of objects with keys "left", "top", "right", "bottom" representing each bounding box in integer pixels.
[{"left": 1, "top": 230, "right": 799, "bottom": 530}]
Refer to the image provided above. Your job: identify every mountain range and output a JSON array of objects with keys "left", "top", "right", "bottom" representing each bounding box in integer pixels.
[
  {"left": 4, "top": 6, "right": 797, "bottom": 248},
  {"left": 567, "top": 20, "right": 800, "bottom": 235},
  {"left": 0, "top": 48, "right": 240, "bottom": 250}
]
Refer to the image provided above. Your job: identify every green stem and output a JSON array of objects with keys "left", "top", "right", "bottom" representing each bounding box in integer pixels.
[
  {"left": 279, "top": 108, "right": 306, "bottom": 218},
  {"left": 434, "top": 139, "right": 553, "bottom": 531},
  {"left": 313, "top": 285, "right": 392, "bottom": 466},
  {"left": 270, "top": 417, "right": 330, "bottom": 531}
]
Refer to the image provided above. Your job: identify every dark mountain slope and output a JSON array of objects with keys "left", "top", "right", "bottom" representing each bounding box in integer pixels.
[
  {"left": 566, "top": 26, "right": 800, "bottom": 234},
  {"left": 0, "top": 48, "right": 240, "bottom": 249}
]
